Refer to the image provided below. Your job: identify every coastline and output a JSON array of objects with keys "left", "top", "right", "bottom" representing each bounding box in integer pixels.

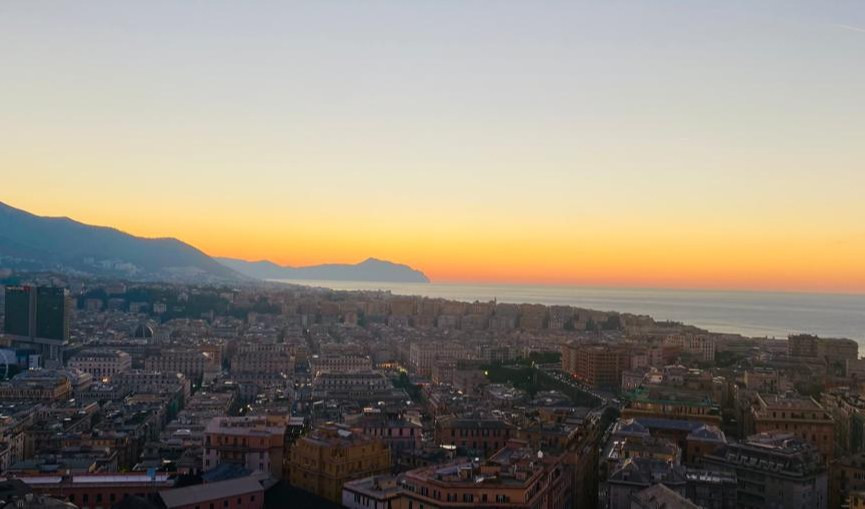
[{"left": 271, "top": 279, "right": 865, "bottom": 347}]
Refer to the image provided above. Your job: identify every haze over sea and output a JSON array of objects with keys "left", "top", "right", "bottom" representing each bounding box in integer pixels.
[{"left": 277, "top": 280, "right": 865, "bottom": 348}]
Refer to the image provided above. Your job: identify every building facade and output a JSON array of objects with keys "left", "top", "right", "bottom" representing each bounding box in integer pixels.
[{"left": 289, "top": 423, "right": 390, "bottom": 503}]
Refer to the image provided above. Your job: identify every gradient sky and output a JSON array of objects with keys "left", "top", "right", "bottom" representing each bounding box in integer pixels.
[{"left": 2, "top": 1, "right": 864, "bottom": 293}]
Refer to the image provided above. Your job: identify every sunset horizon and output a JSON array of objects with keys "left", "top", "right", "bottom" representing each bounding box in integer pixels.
[
  {"left": 4, "top": 198, "right": 864, "bottom": 295},
  {"left": 4, "top": 2, "right": 864, "bottom": 296}
]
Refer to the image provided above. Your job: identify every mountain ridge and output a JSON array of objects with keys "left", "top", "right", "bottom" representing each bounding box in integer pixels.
[
  {"left": 0, "top": 201, "right": 429, "bottom": 284},
  {"left": 0, "top": 201, "right": 243, "bottom": 281}
]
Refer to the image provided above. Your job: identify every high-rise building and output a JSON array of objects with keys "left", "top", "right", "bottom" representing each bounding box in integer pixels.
[
  {"left": 3, "top": 286, "right": 32, "bottom": 337},
  {"left": 2, "top": 286, "right": 70, "bottom": 362},
  {"left": 35, "top": 287, "right": 70, "bottom": 341}
]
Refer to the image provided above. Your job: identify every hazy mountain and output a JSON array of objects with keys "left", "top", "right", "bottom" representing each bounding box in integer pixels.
[
  {"left": 217, "top": 257, "right": 430, "bottom": 283},
  {"left": 0, "top": 201, "right": 243, "bottom": 281}
]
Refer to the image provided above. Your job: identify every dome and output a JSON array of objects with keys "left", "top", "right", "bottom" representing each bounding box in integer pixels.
[{"left": 133, "top": 323, "right": 154, "bottom": 339}]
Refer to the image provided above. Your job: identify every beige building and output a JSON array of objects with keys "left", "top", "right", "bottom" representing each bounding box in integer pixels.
[
  {"left": 409, "top": 342, "right": 471, "bottom": 377},
  {"left": 290, "top": 422, "right": 390, "bottom": 503},
  {"left": 145, "top": 348, "right": 219, "bottom": 379},
  {"left": 204, "top": 415, "right": 287, "bottom": 478},
  {"left": 401, "top": 439, "right": 572, "bottom": 508},
  {"left": 310, "top": 354, "right": 372, "bottom": 375},
  {"left": 68, "top": 348, "right": 131, "bottom": 380},
  {"left": 751, "top": 393, "right": 835, "bottom": 460},
  {"left": 231, "top": 351, "right": 294, "bottom": 374}
]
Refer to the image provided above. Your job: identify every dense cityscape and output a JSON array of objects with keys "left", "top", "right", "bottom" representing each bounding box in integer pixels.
[
  {"left": 4, "top": 0, "right": 865, "bottom": 507},
  {"left": 0, "top": 272, "right": 861, "bottom": 509}
]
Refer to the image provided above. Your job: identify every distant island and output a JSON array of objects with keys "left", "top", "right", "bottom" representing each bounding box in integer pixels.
[{"left": 217, "top": 257, "right": 430, "bottom": 283}]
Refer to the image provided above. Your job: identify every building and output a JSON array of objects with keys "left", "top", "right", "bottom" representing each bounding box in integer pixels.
[
  {"left": 231, "top": 351, "right": 294, "bottom": 375},
  {"left": 684, "top": 468, "right": 737, "bottom": 509},
  {"left": 821, "top": 389, "right": 865, "bottom": 457},
  {"left": 310, "top": 354, "right": 372, "bottom": 375},
  {"left": 342, "top": 475, "right": 405, "bottom": 509},
  {"left": 352, "top": 414, "right": 422, "bottom": 452},
  {"left": 116, "top": 370, "right": 191, "bottom": 400},
  {"left": 3, "top": 286, "right": 70, "bottom": 363},
  {"left": 435, "top": 416, "right": 515, "bottom": 458},
  {"left": 830, "top": 453, "right": 865, "bottom": 509},
  {"left": 289, "top": 423, "right": 390, "bottom": 503},
  {"left": 144, "top": 349, "right": 219, "bottom": 379},
  {"left": 672, "top": 335, "right": 716, "bottom": 363},
  {"left": 703, "top": 432, "right": 827, "bottom": 509},
  {"left": 750, "top": 393, "right": 834, "bottom": 460},
  {"left": 630, "top": 483, "right": 699, "bottom": 509},
  {"left": 621, "top": 386, "right": 722, "bottom": 425},
  {"left": 311, "top": 371, "right": 395, "bottom": 402},
  {"left": 204, "top": 416, "right": 287, "bottom": 478},
  {"left": 159, "top": 476, "right": 264, "bottom": 509},
  {"left": 683, "top": 424, "right": 726, "bottom": 467},
  {"left": 14, "top": 472, "right": 173, "bottom": 508},
  {"left": 409, "top": 342, "right": 470, "bottom": 377},
  {"left": 0, "top": 370, "right": 72, "bottom": 401},
  {"left": 607, "top": 458, "right": 687, "bottom": 509},
  {"left": 401, "top": 439, "right": 573, "bottom": 508},
  {"left": 561, "top": 341, "right": 630, "bottom": 391},
  {"left": 788, "top": 334, "right": 858, "bottom": 365},
  {"left": 68, "top": 349, "right": 132, "bottom": 381}
]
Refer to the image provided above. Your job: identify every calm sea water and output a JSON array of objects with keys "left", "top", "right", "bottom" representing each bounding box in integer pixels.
[{"left": 275, "top": 280, "right": 865, "bottom": 346}]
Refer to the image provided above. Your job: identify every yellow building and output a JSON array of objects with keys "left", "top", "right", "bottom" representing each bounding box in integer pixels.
[{"left": 289, "top": 422, "right": 390, "bottom": 503}]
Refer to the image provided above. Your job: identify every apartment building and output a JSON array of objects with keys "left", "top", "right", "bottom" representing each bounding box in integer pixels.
[
  {"left": 561, "top": 341, "right": 630, "bottom": 391},
  {"left": 703, "top": 432, "right": 827, "bottom": 509},
  {"left": 203, "top": 416, "right": 287, "bottom": 478},
  {"left": 750, "top": 393, "right": 835, "bottom": 460},
  {"left": 289, "top": 423, "right": 390, "bottom": 503},
  {"left": 68, "top": 349, "right": 131, "bottom": 381},
  {"left": 401, "top": 440, "right": 572, "bottom": 508}
]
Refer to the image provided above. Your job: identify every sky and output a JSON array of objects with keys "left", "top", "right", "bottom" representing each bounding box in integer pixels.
[{"left": 2, "top": 1, "right": 864, "bottom": 293}]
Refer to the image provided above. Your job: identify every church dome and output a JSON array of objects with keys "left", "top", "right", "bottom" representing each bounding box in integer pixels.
[{"left": 133, "top": 323, "right": 154, "bottom": 339}]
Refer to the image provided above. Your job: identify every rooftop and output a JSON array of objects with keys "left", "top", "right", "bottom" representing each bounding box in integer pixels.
[{"left": 159, "top": 477, "right": 262, "bottom": 508}]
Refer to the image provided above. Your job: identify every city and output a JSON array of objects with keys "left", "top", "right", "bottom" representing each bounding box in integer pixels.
[
  {"left": 0, "top": 275, "right": 862, "bottom": 508},
  {"left": 3, "top": 1, "right": 865, "bottom": 508}
]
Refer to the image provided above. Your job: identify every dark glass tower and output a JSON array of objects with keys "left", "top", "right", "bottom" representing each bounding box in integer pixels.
[
  {"left": 3, "top": 286, "right": 35, "bottom": 338},
  {"left": 3, "top": 286, "right": 69, "bottom": 364},
  {"left": 35, "top": 287, "right": 70, "bottom": 342}
]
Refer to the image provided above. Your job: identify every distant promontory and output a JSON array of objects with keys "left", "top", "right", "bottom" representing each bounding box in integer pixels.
[{"left": 216, "top": 257, "right": 430, "bottom": 283}]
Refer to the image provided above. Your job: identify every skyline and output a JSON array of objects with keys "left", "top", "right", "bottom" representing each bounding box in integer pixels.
[{"left": 3, "top": 1, "right": 865, "bottom": 293}]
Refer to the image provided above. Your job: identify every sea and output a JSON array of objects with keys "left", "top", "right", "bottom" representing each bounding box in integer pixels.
[{"left": 274, "top": 279, "right": 865, "bottom": 348}]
